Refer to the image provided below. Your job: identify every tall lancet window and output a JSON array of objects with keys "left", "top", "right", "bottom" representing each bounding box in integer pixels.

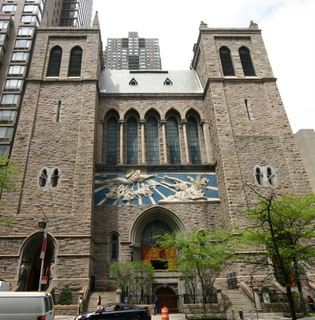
[
  {"left": 219, "top": 46, "right": 235, "bottom": 76},
  {"left": 239, "top": 46, "right": 255, "bottom": 76},
  {"left": 68, "top": 46, "right": 82, "bottom": 77},
  {"left": 147, "top": 117, "right": 160, "bottom": 164},
  {"left": 106, "top": 117, "right": 118, "bottom": 165},
  {"left": 167, "top": 117, "right": 181, "bottom": 164},
  {"left": 187, "top": 117, "right": 201, "bottom": 164},
  {"left": 127, "top": 117, "right": 138, "bottom": 164}
]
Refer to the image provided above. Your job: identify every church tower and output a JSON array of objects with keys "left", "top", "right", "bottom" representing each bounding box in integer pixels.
[
  {"left": 191, "top": 21, "right": 310, "bottom": 225},
  {"left": 0, "top": 15, "right": 103, "bottom": 294}
]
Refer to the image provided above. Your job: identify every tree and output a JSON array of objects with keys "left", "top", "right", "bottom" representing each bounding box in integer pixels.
[
  {"left": 0, "top": 154, "right": 22, "bottom": 227},
  {"left": 110, "top": 261, "right": 154, "bottom": 304},
  {"left": 157, "top": 228, "right": 235, "bottom": 314},
  {"left": 242, "top": 192, "right": 315, "bottom": 320}
]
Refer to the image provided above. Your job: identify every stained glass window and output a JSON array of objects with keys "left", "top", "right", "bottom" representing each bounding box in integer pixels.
[
  {"left": 147, "top": 117, "right": 160, "bottom": 164},
  {"left": 141, "top": 221, "right": 172, "bottom": 245},
  {"left": 127, "top": 117, "right": 138, "bottom": 164},
  {"left": 187, "top": 117, "right": 201, "bottom": 164},
  {"left": 106, "top": 117, "right": 118, "bottom": 165},
  {"left": 167, "top": 117, "right": 181, "bottom": 164}
]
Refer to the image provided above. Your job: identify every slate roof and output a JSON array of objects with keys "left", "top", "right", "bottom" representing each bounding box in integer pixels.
[{"left": 99, "top": 70, "right": 204, "bottom": 95}]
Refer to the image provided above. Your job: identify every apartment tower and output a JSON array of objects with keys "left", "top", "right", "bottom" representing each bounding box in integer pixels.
[
  {"left": 0, "top": 0, "right": 92, "bottom": 155},
  {"left": 104, "top": 32, "right": 162, "bottom": 70}
]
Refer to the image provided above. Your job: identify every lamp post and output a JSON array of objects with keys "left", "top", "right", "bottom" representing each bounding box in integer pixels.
[{"left": 35, "top": 204, "right": 48, "bottom": 292}]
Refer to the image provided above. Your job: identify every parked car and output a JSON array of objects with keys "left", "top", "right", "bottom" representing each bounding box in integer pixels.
[
  {"left": 74, "top": 303, "right": 151, "bottom": 320},
  {"left": 0, "top": 291, "right": 54, "bottom": 320}
]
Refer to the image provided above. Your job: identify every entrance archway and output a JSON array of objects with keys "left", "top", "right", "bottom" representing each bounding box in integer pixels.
[
  {"left": 155, "top": 286, "right": 178, "bottom": 312},
  {"left": 130, "top": 207, "right": 184, "bottom": 267},
  {"left": 19, "top": 232, "right": 56, "bottom": 291}
]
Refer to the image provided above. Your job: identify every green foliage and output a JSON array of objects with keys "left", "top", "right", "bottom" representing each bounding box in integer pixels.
[
  {"left": 157, "top": 228, "right": 236, "bottom": 313},
  {"left": 241, "top": 192, "right": 315, "bottom": 320},
  {"left": 110, "top": 261, "right": 154, "bottom": 304},
  {"left": 0, "top": 154, "right": 22, "bottom": 227},
  {"left": 57, "top": 284, "right": 73, "bottom": 305},
  {"left": 243, "top": 193, "right": 315, "bottom": 284}
]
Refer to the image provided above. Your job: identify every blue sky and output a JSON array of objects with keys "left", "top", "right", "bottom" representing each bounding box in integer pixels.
[{"left": 92, "top": 0, "right": 315, "bottom": 134}]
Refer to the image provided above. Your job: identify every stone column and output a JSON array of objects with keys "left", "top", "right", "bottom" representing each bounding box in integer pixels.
[
  {"left": 161, "top": 120, "right": 168, "bottom": 164},
  {"left": 182, "top": 119, "right": 190, "bottom": 163},
  {"left": 140, "top": 119, "right": 146, "bottom": 164},
  {"left": 119, "top": 120, "right": 124, "bottom": 164},
  {"left": 201, "top": 120, "right": 212, "bottom": 163}
]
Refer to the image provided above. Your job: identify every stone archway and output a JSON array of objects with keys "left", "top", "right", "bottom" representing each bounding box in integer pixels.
[
  {"left": 19, "top": 232, "right": 56, "bottom": 291},
  {"left": 130, "top": 206, "right": 185, "bottom": 266},
  {"left": 155, "top": 286, "right": 178, "bottom": 312}
]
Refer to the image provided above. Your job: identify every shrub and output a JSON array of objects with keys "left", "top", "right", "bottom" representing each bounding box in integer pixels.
[{"left": 57, "top": 284, "right": 73, "bottom": 305}]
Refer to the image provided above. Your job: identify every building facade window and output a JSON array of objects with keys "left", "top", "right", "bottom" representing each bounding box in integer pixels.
[
  {"left": 4, "top": 79, "right": 23, "bottom": 91},
  {"left": 38, "top": 168, "right": 48, "bottom": 187},
  {"left": 110, "top": 233, "right": 119, "bottom": 261},
  {"left": 106, "top": 117, "right": 118, "bottom": 165},
  {"left": 127, "top": 117, "right": 138, "bottom": 164},
  {"left": 219, "top": 46, "right": 235, "bottom": 76},
  {"left": 11, "top": 52, "right": 29, "bottom": 62},
  {"left": 187, "top": 117, "right": 201, "bottom": 164},
  {"left": 0, "top": 110, "right": 16, "bottom": 122},
  {"left": 38, "top": 167, "right": 61, "bottom": 188},
  {"left": 239, "top": 46, "right": 255, "bottom": 76},
  {"left": 0, "top": 126, "right": 13, "bottom": 140},
  {"left": 47, "top": 46, "right": 62, "bottom": 77},
  {"left": 254, "top": 165, "right": 277, "bottom": 187},
  {"left": 167, "top": 117, "right": 181, "bottom": 164},
  {"left": 146, "top": 117, "right": 160, "bottom": 164},
  {"left": 14, "top": 39, "right": 32, "bottom": 49},
  {"left": 50, "top": 168, "right": 60, "bottom": 187},
  {"left": 0, "top": 94, "right": 19, "bottom": 106},
  {"left": 68, "top": 46, "right": 82, "bottom": 77},
  {"left": 17, "top": 27, "right": 35, "bottom": 37}
]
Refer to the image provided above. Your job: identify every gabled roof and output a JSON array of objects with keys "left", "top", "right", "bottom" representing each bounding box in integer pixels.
[{"left": 99, "top": 70, "right": 204, "bottom": 95}]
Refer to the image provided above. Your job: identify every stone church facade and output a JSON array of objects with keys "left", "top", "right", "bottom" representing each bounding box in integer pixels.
[{"left": 0, "top": 16, "right": 312, "bottom": 311}]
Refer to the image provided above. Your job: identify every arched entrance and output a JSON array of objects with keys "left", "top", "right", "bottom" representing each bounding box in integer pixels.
[
  {"left": 156, "top": 286, "right": 178, "bottom": 312},
  {"left": 19, "top": 232, "right": 56, "bottom": 291},
  {"left": 130, "top": 207, "right": 185, "bottom": 268},
  {"left": 141, "top": 220, "right": 173, "bottom": 269}
]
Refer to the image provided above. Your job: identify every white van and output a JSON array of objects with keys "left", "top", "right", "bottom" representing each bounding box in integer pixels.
[{"left": 0, "top": 292, "right": 54, "bottom": 320}]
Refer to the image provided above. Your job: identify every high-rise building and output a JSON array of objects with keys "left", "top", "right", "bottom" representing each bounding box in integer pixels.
[
  {"left": 60, "top": 0, "right": 92, "bottom": 27},
  {"left": 0, "top": 0, "right": 92, "bottom": 155},
  {"left": 104, "top": 32, "right": 162, "bottom": 70}
]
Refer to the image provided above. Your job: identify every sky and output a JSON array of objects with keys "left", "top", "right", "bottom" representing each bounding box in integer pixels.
[{"left": 92, "top": 0, "right": 315, "bottom": 134}]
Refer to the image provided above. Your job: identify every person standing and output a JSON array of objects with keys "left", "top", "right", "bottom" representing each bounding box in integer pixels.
[
  {"left": 154, "top": 295, "right": 160, "bottom": 315},
  {"left": 97, "top": 295, "right": 102, "bottom": 309},
  {"left": 308, "top": 295, "right": 315, "bottom": 311}
]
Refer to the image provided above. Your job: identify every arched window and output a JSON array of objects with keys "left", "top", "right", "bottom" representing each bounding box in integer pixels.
[
  {"left": 255, "top": 166, "right": 262, "bottom": 185},
  {"left": 127, "top": 117, "right": 138, "bottom": 164},
  {"left": 50, "top": 168, "right": 60, "bottom": 187},
  {"left": 187, "top": 117, "right": 201, "bottom": 164},
  {"left": 167, "top": 117, "right": 181, "bottom": 164},
  {"left": 147, "top": 117, "right": 160, "bottom": 164},
  {"left": 110, "top": 233, "right": 119, "bottom": 261},
  {"left": 39, "top": 168, "right": 48, "bottom": 187},
  {"left": 106, "top": 117, "right": 118, "bottom": 165},
  {"left": 219, "top": 46, "right": 235, "bottom": 76},
  {"left": 266, "top": 166, "right": 274, "bottom": 186},
  {"left": 239, "top": 46, "right": 255, "bottom": 76},
  {"left": 47, "top": 46, "right": 62, "bottom": 77},
  {"left": 68, "top": 46, "right": 82, "bottom": 77}
]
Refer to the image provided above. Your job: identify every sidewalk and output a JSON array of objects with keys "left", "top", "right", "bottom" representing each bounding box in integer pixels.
[{"left": 55, "top": 314, "right": 187, "bottom": 320}]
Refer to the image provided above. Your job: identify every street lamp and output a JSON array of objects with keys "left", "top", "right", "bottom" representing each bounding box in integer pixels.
[{"left": 35, "top": 204, "right": 48, "bottom": 292}]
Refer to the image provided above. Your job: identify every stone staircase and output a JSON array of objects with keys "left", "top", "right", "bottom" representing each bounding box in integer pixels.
[
  {"left": 222, "top": 289, "right": 287, "bottom": 320},
  {"left": 222, "top": 289, "right": 256, "bottom": 320},
  {"left": 87, "top": 291, "right": 116, "bottom": 312}
]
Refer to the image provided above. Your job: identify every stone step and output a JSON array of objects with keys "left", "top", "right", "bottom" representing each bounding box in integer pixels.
[{"left": 87, "top": 291, "right": 117, "bottom": 312}]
